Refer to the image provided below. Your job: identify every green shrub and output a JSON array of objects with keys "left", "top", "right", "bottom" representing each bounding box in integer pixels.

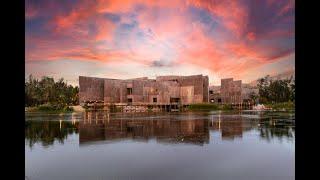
[
  {"left": 220, "top": 104, "right": 233, "bottom": 110},
  {"left": 63, "top": 106, "right": 74, "bottom": 112},
  {"left": 265, "top": 102, "right": 295, "bottom": 110},
  {"left": 188, "top": 103, "right": 219, "bottom": 110},
  {"left": 187, "top": 103, "right": 236, "bottom": 111},
  {"left": 36, "top": 103, "right": 73, "bottom": 112}
]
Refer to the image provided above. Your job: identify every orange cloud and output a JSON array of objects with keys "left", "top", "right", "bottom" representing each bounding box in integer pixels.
[
  {"left": 94, "top": 19, "right": 116, "bottom": 41},
  {"left": 51, "top": 0, "right": 116, "bottom": 41},
  {"left": 96, "top": 0, "right": 183, "bottom": 14}
]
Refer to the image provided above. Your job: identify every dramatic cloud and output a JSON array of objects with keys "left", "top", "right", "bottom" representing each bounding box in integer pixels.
[{"left": 25, "top": 0, "right": 294, "bottom": 85}]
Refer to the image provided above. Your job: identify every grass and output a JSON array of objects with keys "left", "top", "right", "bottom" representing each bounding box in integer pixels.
[
  {"left": 264, "top": 102, "right": 295, "bottom": 111},
  {"left": 187, "top": 103, "right": 234, "bottom": 111}
]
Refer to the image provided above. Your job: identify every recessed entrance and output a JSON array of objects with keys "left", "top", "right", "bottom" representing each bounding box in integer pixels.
[{"left": 127, "top": 88, "right": 133, "bottom": 95}]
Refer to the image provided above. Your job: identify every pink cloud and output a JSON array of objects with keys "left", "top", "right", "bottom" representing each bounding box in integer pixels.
[
  {"left": 187, "top": 0, "right": 249, "bottom": 37},
  {"left": 278, "top": 0, "right": 295, "bottom": 16},
  {"left": 246, "top": 32, "right": 256, "bottom": 41},
  {"left": 94, "top": 18, "right": 116, "bottom": 41},
  {"left": 50, "top": 0, "right": 116, "bottom": 41},
  {"left": 26, "top": 0, "right": 295, "bottom": 83}
]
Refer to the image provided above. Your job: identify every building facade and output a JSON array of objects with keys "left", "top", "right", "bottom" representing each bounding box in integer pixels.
[
  {"left": 79, "top": 74, "right": 209, "bottom": 107},
  {"left": 220, "top": 78, "right": 242, "bottom": 104},
  {"left": 209, "top": 78, "right": 259, "bottom": 106}
]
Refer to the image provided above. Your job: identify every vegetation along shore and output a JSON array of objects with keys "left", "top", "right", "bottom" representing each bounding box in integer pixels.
[{"left": 25, "top": 75, "right": 79, "bottom": 112}]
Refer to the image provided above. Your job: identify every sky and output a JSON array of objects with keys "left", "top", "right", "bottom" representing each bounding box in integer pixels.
[{"left": 25, "top": 0, "right": 295, "bottom": 86}]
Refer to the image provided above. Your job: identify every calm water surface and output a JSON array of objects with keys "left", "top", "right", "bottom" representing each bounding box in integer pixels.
[{"left": 25, "top": 111, "right": 295, "bottom": 180}]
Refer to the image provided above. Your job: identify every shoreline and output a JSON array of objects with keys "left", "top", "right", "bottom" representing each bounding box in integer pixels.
[{"left": 25, "top": 105, "right": 85, "bottom": 113}]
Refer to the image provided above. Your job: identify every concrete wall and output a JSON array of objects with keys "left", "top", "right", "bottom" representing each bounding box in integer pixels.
[
  {"left": 156, "top": 75, "right": 207, "bottom": 104},
  {"left": 202, "top": 76, "right": 209, "bottom": 103},
  {"left": 79, "top": 74, "right": 209, "bottom": 105},
  {"left": 104, "top": 79, "right": 122, "bottom": 103},
  {"left": 180, "top": 86, "right": 194, "bottom": 104},
  {"left": 221, "top": 78, "right": 242, "bottom": 104},
  {"left": 79, "top": 76, "right": 104, "bottom": 103}
]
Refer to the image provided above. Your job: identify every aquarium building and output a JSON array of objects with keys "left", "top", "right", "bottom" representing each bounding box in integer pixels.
[{"left": 79, "top": 74, "right": 209, "bottom": 111}]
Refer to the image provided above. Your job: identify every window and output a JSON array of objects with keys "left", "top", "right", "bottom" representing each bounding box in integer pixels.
[
  {"left": 153, "top": 98, "right": 157, "bottom": 103},
  {"left": 127, "top": 88, "right": 132, "bottom": 95},
  {"left": 209, "top": 90, "right": 213, "bottom": 94},
  {"left": 170, "top": 98, "right": 180, "bottom": 103},
  {"left": 127, "top": 98, "right": 132, "bottom": 103}
]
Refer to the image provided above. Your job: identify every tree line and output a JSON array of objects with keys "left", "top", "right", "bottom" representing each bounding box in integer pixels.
[
  {"left": 25, "top": 75, "right": 79, "bottom": 108},
  {"left": 256, "top": 75, "right": 295, "bottom": 104}
]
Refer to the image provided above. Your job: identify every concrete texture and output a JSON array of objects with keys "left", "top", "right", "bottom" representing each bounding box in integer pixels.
[{"left": 79, "top": 74, "right": 209, "bottom": 106}]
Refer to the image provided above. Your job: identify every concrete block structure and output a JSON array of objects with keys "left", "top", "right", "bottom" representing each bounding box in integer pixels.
[
  {"left": 209, "top": 78, "right": 259, "bottom": 109},
  {"left": 79, "top": 74, "right": 209, "bottom": 110},
  {"left": 220, "top": 78, "right": 242, "bottom": 104},
  {"left": 209, "top": 85, "right": 221, "bottom": 103}
]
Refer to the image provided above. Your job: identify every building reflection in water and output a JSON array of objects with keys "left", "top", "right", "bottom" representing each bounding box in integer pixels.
[
  {"left": 208, "top": 116, "right": 244, "bottom": 140},
  {"left": 25, "top": 111, "right": 295, "bottom": 148},
  {"left": 80, "top": 111, "right": 210, "bottom": 145},
  {"left": 79, "top": 111, "right": 257, "bottom": 145}
]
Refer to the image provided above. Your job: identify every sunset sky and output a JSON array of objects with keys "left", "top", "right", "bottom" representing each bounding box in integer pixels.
[{"left": 25, "top": 0, "right": 295, "bottom": 86}]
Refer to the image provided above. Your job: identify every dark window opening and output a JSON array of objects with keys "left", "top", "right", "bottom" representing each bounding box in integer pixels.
[
  {"left": 127, "top": 88, "right": 133, "bottom": 95},
  {"left": 153, "top": 98, "right": 157, "bottom": 103},
  {"left": 209, "top": 90, "right": 213, "bottom": 94},
  {"left": 218, "top": 98, "right": 222, "bottom": 103},
  {"left": 169, "top": 79, "right": 178, "bottom": 82},
  {"left": 128, "top": 98, "right": 132, "bottom": 103},
  {"left": 170, "top": 98, "right": 180, "bottom": 103}
]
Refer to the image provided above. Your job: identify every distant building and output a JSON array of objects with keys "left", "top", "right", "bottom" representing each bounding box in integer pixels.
[
  {"left": 209, "top": 78, "right": 258, "bottom": 105},
  {"left": 79, "top": 74, "right": 209, "bottom": 108},
  {"left": 209, "top": 85, "right": 221, "bottom": 103},
  {"left": 221, "top": 78, "right": 242, "bottom": 104}
]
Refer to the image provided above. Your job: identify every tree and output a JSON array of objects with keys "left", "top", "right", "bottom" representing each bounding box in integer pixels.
[
  {"left": 25, "top": 75, "right": 79, "bottom": 107},
  {"left": 257, "top": 75, "right": 295, "bottom": 104},
  {"left": 249, "top": 91, "right": 258, "bottom": 104},
  {"left": 257, "top": 75, "right": 271, "bottom": 103},
  {"left": 290, "top": 79, "right": 295, "bottom": 102}
]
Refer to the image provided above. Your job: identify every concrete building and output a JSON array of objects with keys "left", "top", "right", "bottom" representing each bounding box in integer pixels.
[
  {"left": 79, "top": 74, "right": 209, "bottom": 110},
  {"left": 209, "top": 85, "right": 221, "bottom": 103},
  {"left": 220, "top": 78, "right": 242, "bottom": 104},
  {"left": 209, "top": 78, "right": 258, "bottom": 108}
]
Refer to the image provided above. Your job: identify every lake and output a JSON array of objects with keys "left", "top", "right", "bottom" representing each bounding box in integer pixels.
[{"left": 25, "top": 110, "right": 295, "bottom": 180}]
